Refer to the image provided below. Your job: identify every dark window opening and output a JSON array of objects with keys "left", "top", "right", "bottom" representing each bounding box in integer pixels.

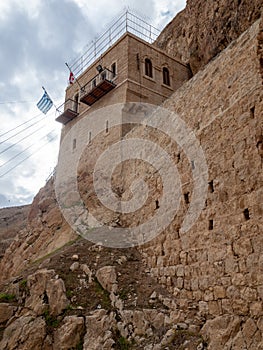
[
  {"left": 89, "top": 131, "right": 91, "bottom": 144},
  {"left": 145, "top": 58, "right": 153, "bottom": 78},
  {"left": 208, "top": 180, "right": 214, "bottom": 193},
  {"left": 111, "top": 62, "right": 116, "bottom": 77},
  {"left": 177, "top": 153, "right": 181, "bottom": 162},
  {"left": 163, "top": 67, "right": 170, "bottom": 86},
  {"left": 191, "top": 160, "right": 195, "bottom": 170},
  {"left": 106, "top": 120, "right": 109, "bottom": 133},
  {"left": 243, "top": 208, "right": 250, "bottom": 220},
  {"left": 101, "top": 71, "right": 106, "bottom": 80},
  {"left": 92, "top": 79, "right": 96, "bottom": 88},
  {"left": 209, "top": 220, "right": 214, "bottom": 230},
  {"left": 184, "top": 192, "right": 190, "bottom": 204},
  {"left": 250, "top": 106, "right": 255, "bottom": 118},
  {"left": 73, "top": 93, "right": 79, "bottom": 112},
  {"left": 73, "top": 138, "right": 76, "bottom": 150},
  {"left": 155, "top": 200, "right": 160, "bottom": 209}
]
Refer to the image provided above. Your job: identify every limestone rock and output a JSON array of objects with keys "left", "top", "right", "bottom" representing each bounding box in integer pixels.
[
  {"left": 0, "top": 316, "right": 46, "bottom": 350},
  {"left": 53, "top": 316, "right": 85, "bottom": 350},
  {"left": 83, "top": 309, "right": 116, "bottom": 350},
  {"left": 96, "top": 266, "right": 118, "bottom": 293},
  {"left": 70, "top": 262, "right": 80, "bottom": 271},
  {"left": 25, "top": 269, "right": 69, "bottom": 316},
  {"left": 0, "top": 303, "right": 17, "bottom": 323},
  {"left": 155, "top": 0, "right": 262, "bottom": 73},
  {"left": 201, "top": 315, "right": 240, "bottom": 349}
]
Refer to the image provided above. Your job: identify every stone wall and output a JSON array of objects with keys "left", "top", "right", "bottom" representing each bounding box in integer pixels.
[{"left": 130, "top": 17, "right": 262, "bottom": 348}]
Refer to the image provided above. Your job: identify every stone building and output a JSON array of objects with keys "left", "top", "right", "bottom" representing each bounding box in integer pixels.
[{"left": 55, "top": 11, "right": 191, "bottom": 138}]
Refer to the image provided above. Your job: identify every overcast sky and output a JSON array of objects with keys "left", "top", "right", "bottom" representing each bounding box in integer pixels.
[{"left": 0, "top": 0, "right": 186, "bottom": 208}]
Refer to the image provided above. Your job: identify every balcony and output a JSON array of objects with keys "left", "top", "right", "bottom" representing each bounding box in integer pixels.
[
  {"left": 55, "top": 99, "right": 80, "bottom": 125},
  {"left": 80, "top": 68, "right": 116, "bottom": 106}
]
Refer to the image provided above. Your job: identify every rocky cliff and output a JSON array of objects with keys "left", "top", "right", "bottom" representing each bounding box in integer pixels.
[
  {"left": 0, "top": 1, "right": 262, "bottom": 349},
  {"left": 155, "top": 0, "right": 262, "bottom": 73},
  {"left": 0, "top": 205, "right": 30, "bottom": 258}
]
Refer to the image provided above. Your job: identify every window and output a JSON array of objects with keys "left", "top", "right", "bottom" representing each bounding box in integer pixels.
[
  {"left": 73, "top": 93, "right": 79, "bottom": 112},
  {"left": 100, "top": 71, "right": 106, "bottom": 81},
  {"left": 145, "top": 58, "right": 153, "bottom": 78},
  {"left": 243, "top": 208, "right": 250, "bottom": 220},
  {"left": 163, "top": 67, "right": 170, "bottom": 86},
  {"left": 92, "top": 79, "right": 96, "bottom": 89},
  {"left": 209, "top": 219, "right": 214, "bottom": 230},
  {"left": 111, "top": 62, "right": 117, "bottom": 77},
  {"left": 106, "top": 120, "right": 109, "bottom": 133},
  {"left": 73, "top": 138, "right": 76, "bottom": 150}
]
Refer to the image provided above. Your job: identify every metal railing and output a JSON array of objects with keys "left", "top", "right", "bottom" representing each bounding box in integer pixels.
[
  {"left": 57, "top": 98, "right": 80, "bottom": 114},
  {"left": 68, "top": 10, "right": 160, "bottom": 79},
  {"left": 80, "top": 68, "right": 116, "bottom": 98}
]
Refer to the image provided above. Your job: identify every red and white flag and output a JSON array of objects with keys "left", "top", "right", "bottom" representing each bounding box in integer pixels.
[{"left": 69, "top": 71, "right": 75, "bottom": 84}]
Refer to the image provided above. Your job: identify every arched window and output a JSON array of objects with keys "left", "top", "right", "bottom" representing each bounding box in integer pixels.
[
  {"left": 163, "top": 67, "right": 170, "bottom": 86},
  {"left": 145, "top": 58, "right": 153, "bottom": 78}
]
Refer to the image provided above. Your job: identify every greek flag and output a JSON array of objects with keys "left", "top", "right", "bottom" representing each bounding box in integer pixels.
[{"left": 37, "top": 90, "right": 53, "bottom": 114}]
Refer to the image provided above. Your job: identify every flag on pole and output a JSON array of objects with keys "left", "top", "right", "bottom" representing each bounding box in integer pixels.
[
  {"left": 69, "top": 71, "right": 75, "bottom": 84},
  {"left": 37, "top": 89, "right": 53, "bottom": 114}
]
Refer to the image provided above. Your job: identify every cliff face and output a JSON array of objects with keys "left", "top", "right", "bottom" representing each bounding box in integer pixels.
[
  {"left": 155, "top": 0, "right": 262, "bottom": 73},
  {"left": 0, "top": 2, "right": 262, "bottom": 350},
  {"left": 0, "top": 205, "right": 30, "bottom": 258}
]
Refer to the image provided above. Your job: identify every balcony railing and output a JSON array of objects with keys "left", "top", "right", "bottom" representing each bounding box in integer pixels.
[
  {"left": 80, "top": 68, "right": 116, "bottom": 106},
  {"left": 68, "top": 10, "right": 160, "bottom": 78},
  {"left": 55, "top": 98, "right": 80, "bottom": 125}
]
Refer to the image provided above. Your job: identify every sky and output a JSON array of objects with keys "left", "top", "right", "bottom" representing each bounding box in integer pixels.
[{"left": 0, "top": 0, "right": 186, "bottom": 208}]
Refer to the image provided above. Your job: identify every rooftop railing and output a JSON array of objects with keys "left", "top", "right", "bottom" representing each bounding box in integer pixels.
[{"left": 68, "top": 10, "right": 160, "bottom": 79}]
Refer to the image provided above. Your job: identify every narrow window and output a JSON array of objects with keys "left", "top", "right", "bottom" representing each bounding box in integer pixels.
[
  {"left": 73, "top": 93, "right": 79, "bottom": 113},
  {"left": 92, "top": 79, "right": 96, "bottom": 89},
  {"left": 111, "top": 62, "right": 116, "bottom": 77},
  {"left": 209, "top": 220, "right": 214, "bottom": 230},
  {"left": 163, "top": 67, "right": 170, "bottom": 86},
  {"left": 177, "top": 153, "right": 181, "bottom": 162},
  {"left": 155, "top": 200, "right": 160, "bottom": 209},
  {"left": 73, "top": 138, "right": 76, "bottom": 150},
  {"left": 184, "top": 192, "right": 190, "bottom": 204},
  {"left": 191, "top": 160, "right": 195, "bottom": 170},
  {"left": 100, "top": 71, "right": 106, "bottom": 81},
  {"left": 106, "top": 120, "right": 109, "bottom": 133},
  {"left": 208, "top": 180, "right": 214, "bottom": 193},
  {"left": 250, "top": 106, "right": 255, "bottom": 118},
  {"left": 243, "top": 208, "right": 250, "bottom": 220},
  {"left": 145, "top": 58, "right": 153, "bottom": 78},
  {"left": 89, "top": 131, "right": 91, "bottom": 144}
]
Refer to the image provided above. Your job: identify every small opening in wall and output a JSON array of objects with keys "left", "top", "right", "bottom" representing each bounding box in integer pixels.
[
  {"left": 209, "top": 219, "right": 214, "bottom": 230},
  {"left": 177, "top": 153, "right": 181, "bottom": 162},
  {"left": 243, "top": 208, "right": 250, "bottom": 220},
  {"left": 89, "top": 131, "right": 91, "bottom": 144},
  {"left": 191, "top": 160, "right": 195, "bottom": 170},
  {"left": 155, "top": 200, "right": 160, "bottom": 209},
  {"left": 111, "top": 62, "right": 116, "bottom": 77},
  {"left": 106, "top": 120, "right": 109, "bottom": 133},
  {"left": 250, "top": 106, "right": 255, "bottom": 118},
  {"left": 208, "top": 180, "right": 214, "bottom": 193},
  {"left": 73, "top": 138, "right": 76, "bottom": 150},
  {"left": 184, "top": 192, "right": 190, "bottom": 204}
]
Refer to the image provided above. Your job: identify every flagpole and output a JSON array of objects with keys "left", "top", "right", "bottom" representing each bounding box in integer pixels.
[
  {"left": 42, "top": 86, "right": 60, "bottom": 113},
  {"left": 65, "top": 63, "right": 83, "bottom": 90}
]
